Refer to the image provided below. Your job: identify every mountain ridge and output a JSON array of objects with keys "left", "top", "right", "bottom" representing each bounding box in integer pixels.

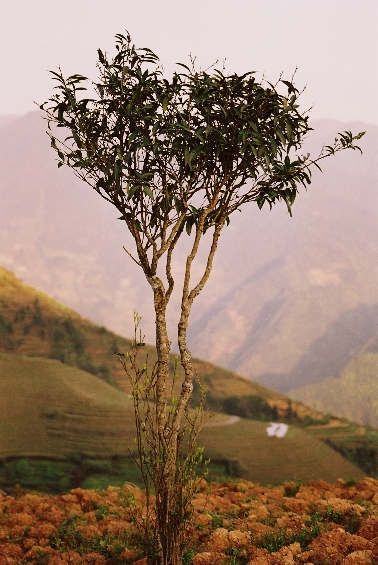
[{"left": 289, "top": 330, "right": 378, "bottom": 428}]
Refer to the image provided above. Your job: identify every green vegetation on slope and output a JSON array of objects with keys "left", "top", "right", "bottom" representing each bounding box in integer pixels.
[
  {"left": 199, "top": 418, "right": 363, "bottom": 486},
  {"left": 0, "top": 266, "right": 374, "bottom": 493},
  {"left": 0, "top": 266, "right": 324, "bottom": 422},
  {"left": 0, "top": 266, "right": 131, "bottom": 387},
  {"left": 0, "top": 353, "right": 364, "bottom": 493},
  {"left": 0, "top": 353, "right": 135, "bottom": 460}
]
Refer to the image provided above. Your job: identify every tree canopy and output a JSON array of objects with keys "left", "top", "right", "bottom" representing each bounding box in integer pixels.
[{"left": 42, "top": 32, "right": 363, "bottom": 278}]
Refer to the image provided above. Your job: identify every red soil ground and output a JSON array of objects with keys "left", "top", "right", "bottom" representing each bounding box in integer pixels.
[{"left": 2, "top": 477, "right": 378, "bottom": 564}]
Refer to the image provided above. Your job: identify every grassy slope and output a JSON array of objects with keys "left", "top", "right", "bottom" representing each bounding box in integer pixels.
[
  {"left": 0, "top": 353, "right": 135, "bottom": 460},
  {"left": 0, "top": 266, "right": 323, "bottom": 421},
  {"left": 0, "top": 352, "right": 364, "bottom": 486},
  {"left": 0, "top": 266, "right": 370, "bottom": 487},
  {"left": 199, "top": 418, "right": 363, "bottom": 484}
]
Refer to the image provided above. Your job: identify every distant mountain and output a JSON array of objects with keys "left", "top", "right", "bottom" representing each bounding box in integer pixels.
[
  {"left": 1, "top": 112, "right": 377, "bottom": 395},
  {"left": 289, "top": 330, "right": 378, "bottom": 428}
]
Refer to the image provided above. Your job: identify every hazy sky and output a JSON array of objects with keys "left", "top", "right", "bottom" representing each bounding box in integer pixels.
[{"left": 1, "top": 0, "right": 377, "bottom": 124}]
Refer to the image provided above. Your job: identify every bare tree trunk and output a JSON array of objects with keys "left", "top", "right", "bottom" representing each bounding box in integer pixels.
[
  {"left": 149, "top": 275, "right": 183, "bottom": 565},
  {"left": 175, "top": 222, "right": 224, "bottom": 427},
  {"left": 149, "top": 275, "right": 170, "bottom": 443},
  {"left": 146, "top": 223, "right": 224, "bottom": 565}
]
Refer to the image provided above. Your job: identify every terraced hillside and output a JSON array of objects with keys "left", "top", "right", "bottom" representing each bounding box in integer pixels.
[
  {"left": 0, "top": 353, "right": 364, "bottom": 492},
  {"left": 0, "top": 266, "right": 322, "bottom": 422},
  {"left": 0, "top": 266, "right": 374, "bottom": 492},
  {"left": 0, "top": 354, "right": 135, "bottom": 461}
]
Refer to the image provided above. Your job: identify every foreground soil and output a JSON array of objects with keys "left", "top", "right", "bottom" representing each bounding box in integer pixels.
[{"left": 2, "top": 478, "right": 378, "bottom": 564}]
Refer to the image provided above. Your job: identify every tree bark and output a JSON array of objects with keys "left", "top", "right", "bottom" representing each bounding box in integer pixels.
[{"left": 148, "top": 274, "right": 183, "bottom": 565}]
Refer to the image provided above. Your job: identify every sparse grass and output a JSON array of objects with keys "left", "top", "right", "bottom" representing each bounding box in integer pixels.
[
  {"left": 256, "top": 511, "right": 325, "bottom": 552},
  {"left": 224, "top": 547, "right": 249, "bottom": 565},
  {"left": 209, "top": 512, "right": 224, "bottom": 529},
  {"left": 49, "top": 513, "right": 136, "bottom": 561}
]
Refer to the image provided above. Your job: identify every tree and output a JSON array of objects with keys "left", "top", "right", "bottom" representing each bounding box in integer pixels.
[{"left": 41, "top": 32, "right": 364, "bottom": 565}]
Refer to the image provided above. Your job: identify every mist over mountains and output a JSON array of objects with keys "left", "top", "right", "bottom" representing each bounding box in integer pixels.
[{"left": 1, "top": 112, "right": 377, "bottom": 399}]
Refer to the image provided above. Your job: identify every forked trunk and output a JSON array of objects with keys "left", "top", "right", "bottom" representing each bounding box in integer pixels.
[{"left": 148, "top": 224, "right": 224, "bottom": 565}]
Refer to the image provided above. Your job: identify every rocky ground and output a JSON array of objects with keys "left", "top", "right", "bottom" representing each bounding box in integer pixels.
[{"left": 2, "top": 477, "right": 378, "bottom": 564}]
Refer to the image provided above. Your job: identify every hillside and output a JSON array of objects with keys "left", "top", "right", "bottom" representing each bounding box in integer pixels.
[
  {"left": 0, "top": 267, "right": 367, "bottom": 491},
  {"left": 0, "top": 354, "right": 135, "bottom": 461},
  {"left": 1, "top": 112, "right": 378, "bottom": 396},
  {"left": 0, "top": 265, "right": 320, "bottom": 420},
  {"left": 0, "top": 352, "right": 364, "bottom": 492},
  {"left": 290, "top": 331, "right": 378, "bottom": 428}
]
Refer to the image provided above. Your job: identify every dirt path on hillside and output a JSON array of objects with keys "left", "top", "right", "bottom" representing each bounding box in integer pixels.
[{"left": 203, "top": 415, "right": 241, "bottom": 427}]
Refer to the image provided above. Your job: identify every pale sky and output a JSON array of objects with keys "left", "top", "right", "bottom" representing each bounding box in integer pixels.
[{"left": 1, "top": 0, "right": 377, "bottom": 125}]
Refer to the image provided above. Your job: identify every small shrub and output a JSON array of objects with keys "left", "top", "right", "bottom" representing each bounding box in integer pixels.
[
  {"left": 183, "top": 549, "right": 195, "bottom": 565},
  {"left": 284, "top": 480, "right": 302, "bottom": 498},
  {"left": 0, "top": 313, "right": 13, "bottom": 336},
  {"left": 209, "top": 512, "right": 224, "bottom": 529},
  {"left": 257, "top": 515, "right": 323, "bottom": 552},
  {"left": 224, "top": 548, "right": 249, "bottom": 565}
]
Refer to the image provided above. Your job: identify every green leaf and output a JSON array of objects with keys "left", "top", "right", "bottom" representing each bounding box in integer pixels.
[
  {"left": 127, "top": 185, "right": 139, "bottom": 199},
  {"left": 185, "top": 217, "right": 195, "bottom": 235},
  {"left": 189, "top": 205, "right": 201, "bottom": 218},
  {"left": 175, "top": 62, "right": 191, "bottom": 72},
  {"left": 251, "top": 146, "right": 258, "bottom": 158},
  {"left": 143, "top": 186, "right": 154, "bottom": 199},
  {"left": 285, "top": 121, "right": 292, "bottom": 142},
  {"left": 98, "top": 49, "right": 105, "bottom": 64},
  {"left": 281, "top": 80, "right": 297, "bottom": 94},
  {"left": 258, "top": 145, "right": 265, "bottom": 157},
  {"left": 257, "top": 196, "right": 265, "bottom": 210}
]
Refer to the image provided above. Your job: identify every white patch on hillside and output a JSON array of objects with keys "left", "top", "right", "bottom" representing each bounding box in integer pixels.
[{"left": 267, "top": 423, "right": 289, "bottom": 438}]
